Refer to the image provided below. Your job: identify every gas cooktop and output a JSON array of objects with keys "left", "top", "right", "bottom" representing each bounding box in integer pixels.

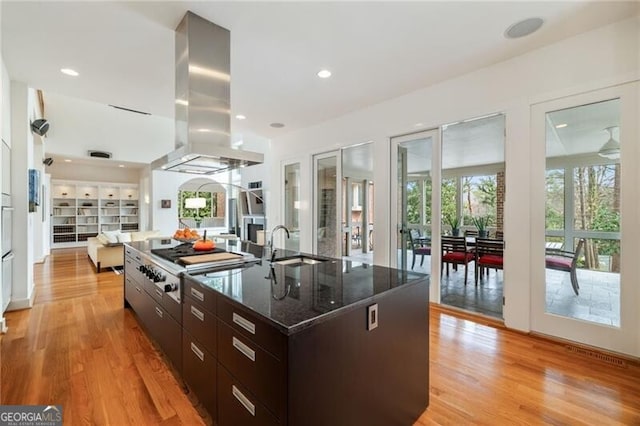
[{"left": 151, "top": 243, "right": 225, "bottom": 264}]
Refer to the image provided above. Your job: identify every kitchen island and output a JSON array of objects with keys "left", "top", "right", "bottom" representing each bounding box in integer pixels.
[{"left": 124, "top": 239, "right": 429, "bottom": 426}]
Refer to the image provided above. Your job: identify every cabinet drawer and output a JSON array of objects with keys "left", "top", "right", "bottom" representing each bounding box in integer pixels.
[
  {"left": 217, "top": 297, "right": 286, "bottom": 360},
  {"left": 148, "top": 282, "right": 182, "bottom": 324},
  {"left": 124, "top": 256, "right": 144, "bottom": 285},
  {"left": 183, "top": 276, "right": 217, "bottom": 314},
  {"left": 183, "top": 296, "right": 217, "bottom": 355},
  {"left": 124, "top": 276, "right": 145, "bottom": 313},
  {"left": 182, "top": 331, "right": 217, "bottom": 420},
  {"left": 218, "top": 364, "right": 279, "bottom": 426},
  {"left": 218, "top": 321, "right": 284, "bottom": 419},
  {"left": 149, "top": 301, "right": 182, "bottom": 373}
]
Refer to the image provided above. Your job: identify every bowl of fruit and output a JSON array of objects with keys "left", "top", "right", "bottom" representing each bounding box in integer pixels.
[{"left": 173, "top": 227, "right": 200, "bottom": 242}]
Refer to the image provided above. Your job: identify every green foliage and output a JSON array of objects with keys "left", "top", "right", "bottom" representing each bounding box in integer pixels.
[
  {"left": 406, "top": 181, "right": 420, "bottom": 224},
  {"left": 444, "top": 213, "right": 460, "bottom": 230},
  {"left": 441, "top": 178, "right": 457, "bottom": 224},
  {"left": 472, "top": 216, "right": 490, "bottom": 231},
  {"left": 178, "top": 191, "right": 216, "bottom": 219}
]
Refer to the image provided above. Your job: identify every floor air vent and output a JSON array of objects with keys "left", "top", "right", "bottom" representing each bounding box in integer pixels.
[
  {"left": 88, "top": 150, "right": 112, "bottom": 159},
  {"left": 565, "top": 345, "right": 627, "bottom": 367}
]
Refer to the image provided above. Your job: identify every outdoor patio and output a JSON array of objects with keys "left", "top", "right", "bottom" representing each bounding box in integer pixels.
[{"left": 405, "top": 251, "right": 621, "bottom": 326}]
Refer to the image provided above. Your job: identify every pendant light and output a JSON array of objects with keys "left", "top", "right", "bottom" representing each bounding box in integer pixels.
[{"left": 598, "top": 126, "right": 620, "bottom": 160}]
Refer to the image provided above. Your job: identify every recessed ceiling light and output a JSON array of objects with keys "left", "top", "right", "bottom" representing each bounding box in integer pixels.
[
  {"left": 64, "top": 159, "right": 72, "bottom": 162},
  {"left": 555, "top": 123, "right": 568, "bottom": 129},
  {"left": 317, "top": 69, "right": 332, "bottom": 79},
  {"left": 235, "top": 114, "right": 246, "bottom": 120},
  {"left": 60, "top": 68, "right": 79, "bottom": 77},
  {"left": 270, "top": 122, "right": 285, "bottom": 128},
  {"left": 118, "top": 165, "right": 125, "bottom": 168},
  {"left": 504, "top": 17, "right": 544, "bottom": 39}
]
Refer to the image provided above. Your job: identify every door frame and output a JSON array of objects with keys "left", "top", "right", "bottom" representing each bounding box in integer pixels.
[
  {"left": 312, "top": 150, "right": 343, "bottom": 257},
  {"left": 390, "top": 128, "right": 442, "bottom": 303},
  {"left": 530, "top": 82, "right": 639, "bottom": 356}
]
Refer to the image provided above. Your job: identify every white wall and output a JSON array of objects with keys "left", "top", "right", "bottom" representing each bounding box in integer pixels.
[
  {"left": 47, "top": 162, "right": 141, "bottom": 183},
  {"left": 150, "top": 170, "right": 194, "bottom": 235},
  {"left": 268, "top": 17, "right": 640, "bottom": 332},
  {"left": 0, "top": 2, "right": 9, "bottom": 329},
  {"left": 8, "top": 82, "right": 37, "bottom": 310},
  {"left": 43, "top": 92, "right": 173, "bottom": 163}
]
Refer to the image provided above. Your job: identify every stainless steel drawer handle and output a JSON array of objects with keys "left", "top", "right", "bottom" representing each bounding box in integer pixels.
[
  {"left": 232, "top": 312, "right": 256, "bottom": 335},
  {"left": 232, "top": 337, "right": 255, "bottom": 362},
  {"left": 155, "top": 288, "right": 163, "bottom": 298},
  {"left": 190, "top": 342, "right": 205, "bottom": 362},
  {"left": 135, "top": 286, "right": 142, "bottom": 293},
  {"left": 190, "top": 287, "right": 204, "bottom": 302},
  {"left": 155, "top": 307, "right": 163, "bottom": 318},
  {"left": 190, "top": 305, "right": 205, "bottom": 322},
  {"left": 135, "top": 256, "right": 141, "bottom": 261},
  {"left": 232, "top": 385, "right": 255, "bottom": 417},
  {"left": 126, "top": 259, "right": 131, "bottom": 264}
]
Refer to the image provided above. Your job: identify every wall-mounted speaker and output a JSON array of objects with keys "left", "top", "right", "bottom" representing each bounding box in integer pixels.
[
  {"left": 43, "top": 157, "right": 54, "bottom": 166},
  {"left": 88, "top": 150, "right": 112, "bottom": 159},
  {"left": 31, "top": 119, "right": 49, "bottom": 136}
]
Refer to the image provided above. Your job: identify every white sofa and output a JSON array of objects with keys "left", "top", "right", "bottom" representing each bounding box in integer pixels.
[{"left": 87, "top": 230, "right": 161, "bottom": 272}]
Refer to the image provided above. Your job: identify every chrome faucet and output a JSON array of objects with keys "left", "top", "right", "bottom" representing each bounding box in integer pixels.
[{"left": 269, "top": 225, "right": 290, "bottom": 262}]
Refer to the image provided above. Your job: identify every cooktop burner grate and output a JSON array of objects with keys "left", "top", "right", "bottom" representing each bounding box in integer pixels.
[{"left": 151, "top": 243, "right": 225, "bottom": 263}]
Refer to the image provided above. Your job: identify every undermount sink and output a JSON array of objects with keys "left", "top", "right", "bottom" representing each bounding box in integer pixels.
[{"left": 273, "top": 255, "right": 327, "bottom": 266}]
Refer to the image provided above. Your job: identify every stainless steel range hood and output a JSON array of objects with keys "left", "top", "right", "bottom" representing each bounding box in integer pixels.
[{"left": 151, "top": 11, "right": 263, "bottom": 175}]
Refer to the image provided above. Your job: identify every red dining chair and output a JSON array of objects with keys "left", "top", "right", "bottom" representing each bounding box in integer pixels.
[
  {"left": 441, "top": 236, "right": 474, "bottom": 285},
  {"left": 475, "top": 238, "right": 504, "bottom": 286}
]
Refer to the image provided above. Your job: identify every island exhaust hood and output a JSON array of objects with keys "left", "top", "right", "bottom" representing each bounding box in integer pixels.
[{"left": 151, "top": 11, "right": 263, "bottom": 175}]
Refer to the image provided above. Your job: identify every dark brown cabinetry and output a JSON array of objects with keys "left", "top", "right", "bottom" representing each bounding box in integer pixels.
[
  {"left": 180, "top": 278, "right": 219, "bottom": 420},
  {"left": 125, "top": 245, "right": 429, "bottom": 426},
  {"left": 182, "top": 330, "right": 217, "bottom": 418},
  {"left": 124, "top": 251, "right": 182, "bottom": 373}
]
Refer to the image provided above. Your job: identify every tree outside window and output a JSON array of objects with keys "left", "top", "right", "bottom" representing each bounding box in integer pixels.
[{"left": 178, "top": 191, "right": 217, "bottom": 220}]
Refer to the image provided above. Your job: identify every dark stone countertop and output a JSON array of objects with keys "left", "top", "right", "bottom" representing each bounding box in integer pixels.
[{"left": 127, "top": 239, "right": 429, "bottom": 335}]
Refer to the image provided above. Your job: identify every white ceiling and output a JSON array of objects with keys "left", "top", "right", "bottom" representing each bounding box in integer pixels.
[{"left": 2, "top": 1, "right": 637, "bottom": 146}]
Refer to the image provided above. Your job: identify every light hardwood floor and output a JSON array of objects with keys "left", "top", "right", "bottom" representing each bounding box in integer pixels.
[{"left": 1, "top": 248, "right": 639, "bottom": 425}]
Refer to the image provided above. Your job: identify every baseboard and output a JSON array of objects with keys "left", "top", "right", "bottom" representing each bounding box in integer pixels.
[
  {"left": 0, "top": 317, "right": 7, "bottom": 333},
  {"left": 6, "top": 289, "right": 36, "bottom": 312}
]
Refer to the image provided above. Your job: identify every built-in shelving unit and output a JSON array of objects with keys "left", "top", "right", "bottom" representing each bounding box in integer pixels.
[{"left": 51, "top": 180, "right": 139, "bottom": 248}]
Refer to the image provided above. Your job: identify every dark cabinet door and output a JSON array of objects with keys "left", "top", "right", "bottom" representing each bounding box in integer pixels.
[
  {"left": 217, "top": 320, "right": 284, "bottom": 420},
  {"left": 217, "top": 297, "right": 286, "bottom": 361},
  {"left": 217, "top": 364, "right": 279, "bottom": 426},
  {"left": 183, "top": 296, "right": 217, "bottom": 355},
  {"left": 150, "top": 302, "right": 182, "bottom": 372},
  {"left": 124, "top": 276, "right": 144, "bottom": 312},
  {"left": 183, "top": 276, "right": 217, "bottom": 314},
  {"left": 182, "top": 331, "right": 217, "bottom": 420}
]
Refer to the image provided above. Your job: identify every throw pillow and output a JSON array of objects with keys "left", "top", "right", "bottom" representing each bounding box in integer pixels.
[
  {"left": 103, "top": 230, "right": 121, "bottom": 244},
  {"left": 96, "top": 233, "right": 109, "bottom": 245}
]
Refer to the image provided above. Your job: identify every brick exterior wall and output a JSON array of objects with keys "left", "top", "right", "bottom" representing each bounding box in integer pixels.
[{"left": 496, "top": 171, "right": 505, "bottom": 232}]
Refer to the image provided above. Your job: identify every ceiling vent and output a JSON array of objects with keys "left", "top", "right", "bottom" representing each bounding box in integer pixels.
[{"left": 88, "top": 150, "right": 112, "bottom": 159}]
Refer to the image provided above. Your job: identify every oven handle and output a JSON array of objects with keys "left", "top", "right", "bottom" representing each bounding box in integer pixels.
[{"left": 2, "top": 253, "right": 14, "bottom": 262}]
